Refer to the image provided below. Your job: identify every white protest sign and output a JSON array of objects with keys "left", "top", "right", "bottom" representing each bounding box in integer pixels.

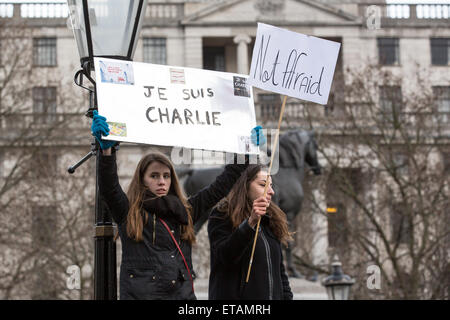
[
  {"left": 248, "top": 23, "right": 341, "bottom": 105},
  {"left": 94, "top": 58, "right": 258, "bottom": 154}
]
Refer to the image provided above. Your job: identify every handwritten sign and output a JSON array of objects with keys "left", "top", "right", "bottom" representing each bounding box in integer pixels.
[
  {"left": 248, "top": 23, "right": 341, "bottom": 105},
  {"left": 94, "top": 58, "right": 258, "bottom": 154}
]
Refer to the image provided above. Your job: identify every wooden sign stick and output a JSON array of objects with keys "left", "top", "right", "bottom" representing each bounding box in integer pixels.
[{"left": 246, "top": 95, "right": 287, "bottom": 283}]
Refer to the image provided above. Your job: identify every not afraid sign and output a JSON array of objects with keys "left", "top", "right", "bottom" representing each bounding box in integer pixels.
[{"left": 248, "top": 23, "right": 341, "bottom": 105}]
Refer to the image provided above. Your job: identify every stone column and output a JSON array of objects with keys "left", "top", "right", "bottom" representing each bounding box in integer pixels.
[
  {"left": 233, "top": 34, "right": 251, "bottom": 74},
  {"left": 184, "top": 36, "right": 203, "bottom": 69}
]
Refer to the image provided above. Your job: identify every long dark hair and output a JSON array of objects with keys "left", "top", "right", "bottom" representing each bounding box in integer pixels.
[
  {"left": 216, "top": 164, "right": 292, "bottom": 246},
  {"left": 126, "top": 152, "right": 195, "bottom": 244}
]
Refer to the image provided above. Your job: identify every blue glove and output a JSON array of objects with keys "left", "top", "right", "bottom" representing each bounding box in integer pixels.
[
  {"left": 91, "top": 110, "right": 117, "bottom": 150},
  {"left": 251, "top": 125, "right": 266, "bottom": 146}
]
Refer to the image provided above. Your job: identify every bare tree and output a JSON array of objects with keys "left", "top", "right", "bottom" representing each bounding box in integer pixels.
[
  {"left": 0, "top": 20, "right": 95, "bottom": 299},
  {"left": 297, "top": 63, "right": 449, "bottom": 299}
]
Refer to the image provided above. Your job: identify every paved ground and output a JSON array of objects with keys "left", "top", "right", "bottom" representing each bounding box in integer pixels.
[{"left": 193, "top": 278, "right": 328, "bottom": 300}]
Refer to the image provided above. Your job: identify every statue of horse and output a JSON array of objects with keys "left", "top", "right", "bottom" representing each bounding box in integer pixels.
[{"left": 178, "top": 129, "right": 321, "bottom": 278}]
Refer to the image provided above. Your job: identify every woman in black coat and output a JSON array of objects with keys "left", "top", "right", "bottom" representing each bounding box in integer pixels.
[
  {"left": 208, "top": 164, "right": 293, "bottom": 300},
  {"left": 92, "top": 111, "right": 258, "bottom": 300}
]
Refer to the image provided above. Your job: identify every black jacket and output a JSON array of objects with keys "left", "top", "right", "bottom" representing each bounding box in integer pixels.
[
  {"left": 208, "top": 209, "right": 293, "bottom": 300},
  {"left": 98, "top": 152, "right": 247, "bottom": 300}
]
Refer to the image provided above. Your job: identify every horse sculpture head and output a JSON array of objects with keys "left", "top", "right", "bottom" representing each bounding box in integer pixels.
[
  {"left": 305, "top": 131, "right": 322, "bottom": 175},
  {"left": 278, "top": 129, "right": 321, "bottom": 175}
]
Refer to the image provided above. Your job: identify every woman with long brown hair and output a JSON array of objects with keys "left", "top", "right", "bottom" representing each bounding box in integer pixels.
[
  {"left": 92, "top": 111, "right": 264, "bottom": 300},
  {"left": 208, "top": 164, "right": 293, "bottom": 300}
]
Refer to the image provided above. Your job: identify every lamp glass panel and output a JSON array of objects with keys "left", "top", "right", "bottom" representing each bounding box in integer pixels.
[
  {"left": 332, "top": 284, "right": 350, "bottom": 300},
  {"left": 68, "top": 0, "right": 146, "bottom": 60}
]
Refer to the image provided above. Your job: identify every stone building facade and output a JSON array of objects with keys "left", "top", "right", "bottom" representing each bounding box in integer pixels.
[{"left": 0, "top": 0, "right": 449, "bottom": 299}]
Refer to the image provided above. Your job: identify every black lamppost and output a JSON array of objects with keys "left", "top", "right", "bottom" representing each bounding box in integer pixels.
[
  {"left": 66, "top": 0, "right": 148, "bottom": 300},
  {"left": 322, "top": 255, "right": 355, "bottom": 300}
]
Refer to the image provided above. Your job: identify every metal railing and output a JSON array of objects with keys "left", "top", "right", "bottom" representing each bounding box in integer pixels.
[
  {"left": 144, "top": 2, "right": 184, "bottom": 22},
  {"left": 20, "top": 2, "right": 69, "bottom": 18},
  {"left": 2, "top": 2, "right": 449, "bottom": 21},
  {"left": 0, "top": 2, "right": 184, "bottom": 23},
  {"left": 0, "top": 2, "right": 68, "bottom": 18},
  {"left": 0, "top": 3, "right": 13, "bottom": 18},
  {"left": 2, "top": 1, "right": 449, "bottom": 30},
  {"left": 360, "top": 3, "right": 450, "bottom": 20}
]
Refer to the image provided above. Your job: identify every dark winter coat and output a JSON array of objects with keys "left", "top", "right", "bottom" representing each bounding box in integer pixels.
[
  {"left": 98, "top": 152, "right": 248, "bottom": 300},
  {"left": 208, "top": 210, "right": 293, "bottom": 300}
]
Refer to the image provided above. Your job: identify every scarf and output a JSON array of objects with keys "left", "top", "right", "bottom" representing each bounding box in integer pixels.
[{"left": 141, "top": 190, "right": 189, "bottom": 225}]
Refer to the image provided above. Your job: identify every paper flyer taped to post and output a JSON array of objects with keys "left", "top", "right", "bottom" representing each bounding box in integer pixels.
[{"left": 94, "top": 58, "right": 258, "bottom": 154}]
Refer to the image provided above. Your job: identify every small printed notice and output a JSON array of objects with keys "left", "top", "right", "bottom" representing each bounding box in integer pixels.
[
  {"left": 238, "top": 135, "right": 252, "bottom": 154},
  {"left": 99, "top": 60, "right": 135, "bottom": 85},
  {"left": 107, "top": 122, "right": 127, "bottom": 137},
  {"left": 170, "top": 68, "right": 186, "bottom": 84},
  {"left": 233, "top": 76, "right": 251, "bottom": 98}
]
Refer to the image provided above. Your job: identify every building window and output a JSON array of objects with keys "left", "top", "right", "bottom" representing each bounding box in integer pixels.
[
  {"left": 31, "top": 205, "right": 58, "bottom": 299},
  {"left": 327, "top": 203, "right": 349, "bottom": 248},
  {"left": 430, "top": 38, "right": 450, "bottom": 66},
  {"left": 203, "top": 46, "right": 225, "bottom": 72},
  {"left": 433, "top": 86, "right": 450, "bottom": 124},
  {"left": 34, "top": 151, "right": 58, "bottom": 178},
  {"left": 0, "top": 151, "right": 3, "bottom": 178},
  {"left": 324, "top": 93, "right": 335, "bottom": 117},
  {"left": 258, "top": 93, "right": 281, "bottom": 119},
  {"left": 33, "top": 38, "right": 56, "bottom": 67},
  {"left": 390, "top": 203, "right": 411, "bottom": 245},
  {"left": 377, "top": 38, "right": 400, "bottom": 65},
  {"left": 379, "top": 86, "right": 402, "bottom": 122},
  {"left": 393, "top": 153, "right": 409, "bottom": 176},
  {"left": 32, "top": 205, "right": 57, "bottom": 247},
  {"left": 143, "top": 38, "right": 166, "bottom": 65},
  {"left": 442, "top": 151, "right": 450, "bottom": 174},
  {"left": 32, "top": 87, "right": 57, "bottom": 124}
]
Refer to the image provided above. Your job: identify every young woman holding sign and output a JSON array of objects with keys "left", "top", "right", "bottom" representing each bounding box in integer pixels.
[
  {"left": 208, "top": 164, "right": 293, "bottom": 300},
  {"left": 91, "top": 111, "right": 265, "bottom": 300}
]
